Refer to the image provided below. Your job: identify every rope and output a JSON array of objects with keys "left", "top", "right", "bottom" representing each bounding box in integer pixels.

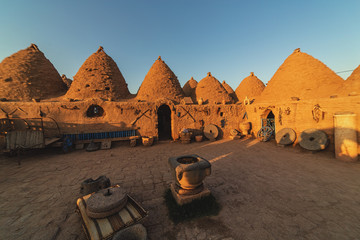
[{"left": 336, "top": 69, "right": 354, "bottom": 74}]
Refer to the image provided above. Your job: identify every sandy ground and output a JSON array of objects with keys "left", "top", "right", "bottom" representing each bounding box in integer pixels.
[{"left": 1, "top": 138, "right": 360, "bottom": 240}]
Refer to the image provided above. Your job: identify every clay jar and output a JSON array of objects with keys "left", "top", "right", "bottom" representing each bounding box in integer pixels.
[
  {"left": 239, "top": 122, "right": 251, "bottom": 135},
  {"left": 168, "top": 154, "right": 211, "bottom": 190},
  {"left": 142, "top": 136, "right": 154, "bottom": 146},
  {"left": 195, "top": 135, "right": 203, "bottom": 142}
]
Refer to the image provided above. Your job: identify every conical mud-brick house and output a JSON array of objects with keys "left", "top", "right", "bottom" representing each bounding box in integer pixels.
[
  {"left": 183, "top": 77, "right": 198, "bottom": 102},
  {"left": 341, "top": 65, "right": 360, "bottom": 96},
  {"left": 0, "top": 43, "right": 67, "bottom": 101},
  {"left": 195, "top": 72, "right": 232, "bottom": 104},
  {"left": 137, "top": 56, "right": 184, "bottom": 102},
  {"left": 258, "top": 48, "right": 344, "bottom": 102},
  {"left": 61, "top": 74, "right": 72, "bottom": 89},
  {"left": 66, "top": 46, "right": 130, "bottom": 100},
  {"left": 222, "top": 80, "right": 238, "bottom": 102},
  {"left": 235, "top": 72, "right": 265, "bottom": 102}
]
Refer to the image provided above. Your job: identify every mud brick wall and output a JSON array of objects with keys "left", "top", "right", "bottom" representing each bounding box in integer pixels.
[{"left": 246, "top": 95, "right": 360, "bottom": 153}]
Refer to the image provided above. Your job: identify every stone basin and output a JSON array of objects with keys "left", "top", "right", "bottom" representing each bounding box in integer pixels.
[{"left": 168, "top": 154, "right": 211, "bottom": 190}]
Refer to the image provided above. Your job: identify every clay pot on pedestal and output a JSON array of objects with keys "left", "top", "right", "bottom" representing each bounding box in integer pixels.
[
  {"left": 168, "top": 154, "right": 211, "bottom": 194},
  {"left": 239, "top": 122, "right": 251, "bottom": 135}
]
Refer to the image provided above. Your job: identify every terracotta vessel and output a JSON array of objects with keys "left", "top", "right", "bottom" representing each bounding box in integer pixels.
[
  {"left": 239, "top": 122, "right": 251, "bottom": 135},
  {"left": 195, "top": 135, "right": 203, "bottom": 142},
  {"left": 168, "top": 154, "right": 211, "bottom": 190},
  {"left": 142, "top": 136, "right": 154, "bottom": 146}
]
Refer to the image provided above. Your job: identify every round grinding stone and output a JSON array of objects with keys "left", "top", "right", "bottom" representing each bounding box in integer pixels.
[
  {"left": 204, "top": 124, "right": 219, "bottom": 140},
  {"left": 86, "top": 187, "right": 127, "bottom": 218},
  {"left": 299, "top": 129, "right": 328, "bottom": 151},
  {"left": 276, "top": 128, "right": 296, "bottom": 145}
]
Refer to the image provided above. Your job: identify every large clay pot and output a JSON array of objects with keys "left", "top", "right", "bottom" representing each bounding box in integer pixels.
[
  {"left": 239, "top": 122, "right": 251, "bottom": 135},
  {"left": 142, "top": 136, "right": 154, "bottom": 146},
  {"left": 168, "top": 154, "right": 211, "bottom": 190}
]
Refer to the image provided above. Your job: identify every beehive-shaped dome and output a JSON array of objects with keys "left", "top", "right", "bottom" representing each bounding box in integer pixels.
[
  {"left": 235, "top": 72, "right": 265, "bottom": 102},
  {"left": 0, "top": 44, "right": 67, "bottom": 101},
  {"left": 195, "top": 72, "right": 232, "bottom": 104},
  {"left": 136, "top": 56, "right": 184, "bottom": 102},
  {"left": 341, "top": 65, "right": 360, "bottom": 96},
  {"left": 183, "top": 77, "right": 198, "bottom": 102},
  {"left": 65, "top": 46, "right": 130, "bottom": 100},
  {"left": 222, "top": 80, "right": 238, "bottom": 102},
  {"left": 259, "top": 49, "right": 344, "bottom": 102},
  {"left": 61, "top": 74, "right": 72, "bottom": 89}
]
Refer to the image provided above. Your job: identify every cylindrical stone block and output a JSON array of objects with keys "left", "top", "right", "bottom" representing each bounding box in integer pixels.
[{"left": 334, "top": 113, "right": 358, "bottom": 162}]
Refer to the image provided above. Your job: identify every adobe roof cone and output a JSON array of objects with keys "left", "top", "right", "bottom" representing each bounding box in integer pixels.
[
  {"left": 136, "top": 56, "right": 185, "bottom": 102},
  {"left": 65, "top": 46, "right": 130, "bottom": 100},
  {"left": 0, "top": 43, "right": 67, "bottom": 101}
]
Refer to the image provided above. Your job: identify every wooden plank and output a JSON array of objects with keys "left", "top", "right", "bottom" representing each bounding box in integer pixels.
[
  {"left": 75, "top": 136, "right": 140, "bottom": 144},
  {"left": 62, "top": 127, "right": 140, "bottom": 135}
]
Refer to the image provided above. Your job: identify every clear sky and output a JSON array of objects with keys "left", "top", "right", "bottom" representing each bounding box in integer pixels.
[{"left": 1, "top": 0, "right": 359, "bottom": 94}]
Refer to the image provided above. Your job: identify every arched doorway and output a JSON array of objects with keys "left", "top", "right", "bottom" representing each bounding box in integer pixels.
[
  {"left": 261, "top": 110, "right": 275, "bottom": 132},
  {"left": 157, "top": 104, "right": 172, "bottom": 140}
]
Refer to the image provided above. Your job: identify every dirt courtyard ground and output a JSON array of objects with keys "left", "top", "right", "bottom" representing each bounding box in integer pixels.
[{"left": 1, "top": 138, "right": 360, "bottom": 240}]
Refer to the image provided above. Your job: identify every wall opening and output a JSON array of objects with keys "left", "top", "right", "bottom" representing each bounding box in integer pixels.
[
  {"left": 86, "top": 104, "right": 104, "bottom": 118},
  {"left": 261, "top": 109, "right": 275, "bottom": 133},
  {"left": 157, "top": 104, "right": 172, "bottom": 140}
]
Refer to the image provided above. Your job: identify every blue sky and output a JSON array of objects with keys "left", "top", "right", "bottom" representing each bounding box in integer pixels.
[{"left": 0, "top": 0, "right": 359, "bottom": 94}]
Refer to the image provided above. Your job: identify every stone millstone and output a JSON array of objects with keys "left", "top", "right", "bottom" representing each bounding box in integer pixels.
[
  {"left": 276, "top": 128, "right": 296, "bottom": 145},
  {"left": 86, "top": 187, "right": 127, "bottom": 219},
  {"left": 204, "top": 124, "right": 219, "bottom": 140},
  {"left": 299, "top": 129, "right": 328, "bottom": 151}
]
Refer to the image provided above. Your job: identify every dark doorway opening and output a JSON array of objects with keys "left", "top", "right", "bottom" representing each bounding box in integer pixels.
[
  {"left": 261, "top": 110, "right": 275, "bottom": 132},
  {"left": 157, "top": 104, "right": 172, "bottom": 140}
]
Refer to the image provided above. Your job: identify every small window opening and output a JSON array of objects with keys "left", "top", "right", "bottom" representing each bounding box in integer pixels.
[{"left": 86, "top": 104, "right": 104, "bottom": 118}]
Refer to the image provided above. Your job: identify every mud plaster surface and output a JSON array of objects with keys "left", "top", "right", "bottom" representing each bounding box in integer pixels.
[{"left": 1, "top": 139, "right": 360, "bottom": 240}]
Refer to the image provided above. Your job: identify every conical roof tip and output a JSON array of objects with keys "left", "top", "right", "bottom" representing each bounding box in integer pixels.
[
  {"left": 221, "top": 80, "right": 238, "bottom": 102},
  {"left": 258, "top": 50, "right": 343, "bottom": 102},
  {"left": 235, "top": 72, "right": 265, "bottom": 102},
  {"left": 65, "top": 46, "right": 130, "bottom": 100},
  {"left": 183, "top": 77, "right": 198, "bottom": 102},
  {"left": 97, "top": 46, "right": 104, "bottom": 53},
  {"left": 136, "top": 56, "right": 184, "bottom": 102},
  {"left": 61, "top": 74, "right": 72, "bottom": 89},
  {"left": 341, "top": 64, "right": 360, "bottom": 96},
  {"left": 195, "top": 73, "right": 232, "bottom": 103},
  {"left": 29, "top": 43, "right": 40, "bottom": 51},
  {"left": 0, "top": 43, "right": 67, "bottom": 101}
]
